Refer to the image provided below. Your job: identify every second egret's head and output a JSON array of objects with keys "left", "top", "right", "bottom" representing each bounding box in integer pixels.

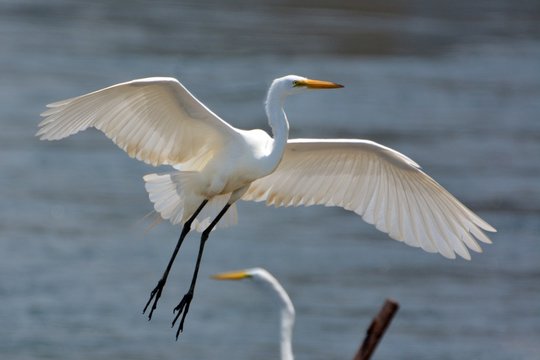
[
  {"left": 211, "top": 267, "right": 270, "bottom": 283},
  {"left": 212, "top": 268, "right": 287, "bottom": 296},
  {"left": 212, "top": 267, "right": 293, "bottom": 311},
  {"left": 270, "top": 75, "right": 344, "bottom": 97}
]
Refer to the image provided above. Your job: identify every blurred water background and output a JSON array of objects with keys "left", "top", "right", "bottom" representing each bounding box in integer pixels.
[{"left": 1, "top": 0, "right": 539, "bottom": 359}]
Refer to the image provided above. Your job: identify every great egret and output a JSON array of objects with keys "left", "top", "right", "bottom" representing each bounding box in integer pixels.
[
  {"left": 212, "top": 268, "right": 295, "bottom": 360},
  {"left": 37, "top": 75, "right": 495, "bottom": 337}
]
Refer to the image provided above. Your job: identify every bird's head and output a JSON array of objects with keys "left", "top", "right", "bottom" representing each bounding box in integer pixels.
[
  {"left": 211, "top": 267, "right": 269, "bottom": 283},
  {"left": 270, "top": 75, "right": 344, "bottom": 97},
  {"left": 212, "top": 268, "right": 287, "bottom": 300},
  {"left": 212, "top": 267, "right": 295, "bottom": 320}
]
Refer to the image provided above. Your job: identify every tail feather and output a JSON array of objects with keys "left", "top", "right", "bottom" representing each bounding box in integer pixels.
[{"left": 143, "top": 171, "right": 238, "bottom": 232}]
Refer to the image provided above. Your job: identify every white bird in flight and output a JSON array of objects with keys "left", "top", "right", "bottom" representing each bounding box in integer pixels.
[
  {"left": 37, "top": 74, "right": 495, "bottom": 337},
  {"left": 212, "top": 268, "right": 295, "bottom": 360}
]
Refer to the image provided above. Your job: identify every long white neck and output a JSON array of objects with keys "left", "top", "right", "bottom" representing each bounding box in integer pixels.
[
  {"left": 279, "top": 302, "right": 295, "bottom": 360},
  {"left": 271, "top": 280, "right": 295, "bottom": 360},
  {"left": 264, "top": 85, "right": 290, "bottom": 170}
]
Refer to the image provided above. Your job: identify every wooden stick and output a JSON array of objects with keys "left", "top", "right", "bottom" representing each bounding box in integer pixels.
[{"left": 353, "top": 299, "right": 400, "bottom": 360}]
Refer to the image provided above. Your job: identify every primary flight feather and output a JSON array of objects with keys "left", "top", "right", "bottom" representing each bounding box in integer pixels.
[{"left": 37, "top": 75, "right": 495, "bottom": 336}]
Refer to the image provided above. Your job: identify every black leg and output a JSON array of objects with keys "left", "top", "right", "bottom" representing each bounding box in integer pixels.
[
  {"left": 172, "top": 203, "right": 231, "bottom": 339},
  {"left": 143, "top": 200, "right": 208, "bottom": 320}
]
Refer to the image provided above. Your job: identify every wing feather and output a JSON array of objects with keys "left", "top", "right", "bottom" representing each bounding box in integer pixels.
[
  {"left": 243, "top": 139, "right": 496, "bottom": 259},
  {"left": 37, "top": 77, "right": 238, "bottom": 168},
  {"left": 386, "top": 166, "right": 402, "bottom": 240}
]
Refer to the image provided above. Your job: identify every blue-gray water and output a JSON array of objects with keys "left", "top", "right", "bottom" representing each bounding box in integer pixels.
[{"left": 1, "top": 1, "right": 539, "bottom": 359}]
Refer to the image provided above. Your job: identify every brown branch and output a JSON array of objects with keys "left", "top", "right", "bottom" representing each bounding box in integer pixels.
[{"left": 353, "top": 299, "right": 400, "bottom": 360}]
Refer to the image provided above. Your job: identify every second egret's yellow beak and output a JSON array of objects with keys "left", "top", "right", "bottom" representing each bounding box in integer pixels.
[
  {"left": 211, "top": 270, "right": 251, "bottom": 281},
  {"left": 295, "top": 78, "right": 344, "bottom": 89}
]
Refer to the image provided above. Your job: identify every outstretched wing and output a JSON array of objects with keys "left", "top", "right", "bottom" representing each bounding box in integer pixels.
[
  {"left": 37, "top": 77, "right": 238, "bottom": 168},
  {"left": 243, "top": 139, "right": 496, "bottom": 260}
]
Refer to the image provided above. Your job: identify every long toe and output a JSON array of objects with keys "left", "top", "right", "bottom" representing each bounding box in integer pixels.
[
  {"left": 143, "top": 280, "right": 166, "bottom": 318},
  {"left": 172, "top": 292, "right": 193, "bottom": 339}
]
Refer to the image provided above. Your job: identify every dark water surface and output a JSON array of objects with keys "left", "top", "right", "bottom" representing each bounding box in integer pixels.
[{"left": 1, "top": 1, "right": 539, "bottom": 359}]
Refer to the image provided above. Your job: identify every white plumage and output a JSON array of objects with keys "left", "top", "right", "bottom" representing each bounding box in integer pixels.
[
  {"left": 143, "top": 172, "right": 238, "bottom": 231},
  {"left": 244, "top": 139, "right": 494, "bottom": 259},
  {"left": 37, "top": 74, "right": 495, "bottom": 335}
]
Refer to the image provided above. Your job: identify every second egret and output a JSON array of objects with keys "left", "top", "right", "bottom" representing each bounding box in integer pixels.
[{"left": 213, "top": 268, "right": 295, "bottom": 360}]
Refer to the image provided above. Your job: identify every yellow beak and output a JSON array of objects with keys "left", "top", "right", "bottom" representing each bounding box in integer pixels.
[
  {"left": 297, "top": 78, "right": 344, "bottom": 89},
  {"left": 211, "top": 270, "right": 251, "bottom": 280}
]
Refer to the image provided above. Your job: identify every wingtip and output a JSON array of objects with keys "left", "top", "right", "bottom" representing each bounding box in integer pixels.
[
  {"left": 35, "top": 128, "right": 45, "bottom": 139},
  {"left": 474, "top": 215, "right": 497, "bottom": 233}
]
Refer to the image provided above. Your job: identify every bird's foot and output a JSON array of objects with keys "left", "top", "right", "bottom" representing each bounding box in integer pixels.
[
  {"left": 143, "top": 278, "right": 166, "bottom": 320},
  {"left": 172, "top": 291, "right": 193, "bottom": 339}
]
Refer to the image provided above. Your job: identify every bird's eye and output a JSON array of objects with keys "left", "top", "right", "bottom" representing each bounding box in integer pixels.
[{"left": 292, "top": 80, "right": 299, "bottom": 87}]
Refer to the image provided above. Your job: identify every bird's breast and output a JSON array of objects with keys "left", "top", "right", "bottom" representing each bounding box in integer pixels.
[
  {"left": 201, "top": 129, "right": 277, "bottom": 196},
  {"left": 203, "top": 156, "right": 273, "bottom": 197}
]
